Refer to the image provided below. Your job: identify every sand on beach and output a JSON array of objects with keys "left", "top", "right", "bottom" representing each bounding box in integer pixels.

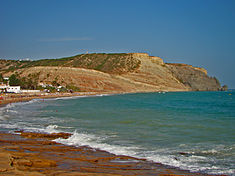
[{"left": 0, "top": 92, "right": 102, "bottom": 106}]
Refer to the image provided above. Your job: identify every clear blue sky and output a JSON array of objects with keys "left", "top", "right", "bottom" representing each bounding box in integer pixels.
[{"left": 1, "top": 0, "right": 235, "bottom": 88}]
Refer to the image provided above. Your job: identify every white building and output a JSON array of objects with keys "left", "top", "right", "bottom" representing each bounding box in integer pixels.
[
  {"left": 0, "top": 85, "right": 21, "bottom": 93},
  {"left": 3, "top": 77, "right": 9, "bottom": 81},
  {"left": 21, "top": 90, "right": 40, "bottom": 93},
  {"left": 7, "top": 86, "right": 21, "bottom": 93}
]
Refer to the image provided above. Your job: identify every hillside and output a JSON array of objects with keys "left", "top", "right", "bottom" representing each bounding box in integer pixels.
[
  {"left": 0, "top": 53, "right": 140, "bottom": 74},
  {"left": 0, "top": 53, "right": 222, "bottom": 92}
]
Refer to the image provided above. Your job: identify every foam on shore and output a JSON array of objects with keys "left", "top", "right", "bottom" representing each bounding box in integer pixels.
[{"left": 0, "top": 92, "right": 234, "bottom": 175}]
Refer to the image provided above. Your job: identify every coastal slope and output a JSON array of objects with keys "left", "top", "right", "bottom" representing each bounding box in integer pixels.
[{"left": 1, "top": 53, "right": 221, "bottom": 92}]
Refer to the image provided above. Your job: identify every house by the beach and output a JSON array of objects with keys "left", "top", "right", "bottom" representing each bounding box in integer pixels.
[
  {"left": 7, "top": 86, "right": 21, "bottom": 93},
  {"left": 3, "top": 77, "right": 9, "bottom": 81},
  {"left": 0, "top": 84, "right": 21, "bottom": 93}
]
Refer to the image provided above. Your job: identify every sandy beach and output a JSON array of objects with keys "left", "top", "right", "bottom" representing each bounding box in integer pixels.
[
  {"left": 0, "top": 93, "right": 224, "bottom": 176},
  {"left": 0, "top": 92, "right": 104, "bottom": 106}
]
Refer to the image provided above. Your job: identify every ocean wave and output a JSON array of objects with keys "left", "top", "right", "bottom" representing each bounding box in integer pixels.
[
  {"left": 44, "top": 125, "right": 60, "bottom": 133},
  {"left": 5, "top": 99, "right": 40, "bottom": 109},
  {"left": 21, "top": 124, "right": 61, "bottom": 134},
  {"left": 51, "top": 93, "right": 112, "bottom": 101},
  {"left": 1, "top": 119, "right": 233, "bottom": 175},
  {"left": 54, "top": 130, "right": 139, "bottom": 156},
  {"left": 0, "top": 114, "right": 9, "bottom": 121},
  {"left": 54, "top": 95, "right": 88, "bottom": 100},
  {"left": 0, "top": 123, "right": 19, "bottom": 129},
  {"left": 52, "top": 130, "right": 234, "bottom": 175},
  {"left": 144, "top": 150, "right": 234, "bottom": 175},
  {"left": 95, "top": 94, "right": 112, "bottom": 97}
]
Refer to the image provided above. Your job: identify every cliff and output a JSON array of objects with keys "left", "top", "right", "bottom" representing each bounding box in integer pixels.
[
  {"left": 166, "top": 63, "right": 220, "bottom": 91},
  {"left": 0, "top": 53, "right": 222, "bottom": 92}
]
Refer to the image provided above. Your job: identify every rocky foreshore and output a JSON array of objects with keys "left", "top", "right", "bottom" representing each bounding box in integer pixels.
[{"left": 0, "top": 131, "right": 218, "bottom": 176}]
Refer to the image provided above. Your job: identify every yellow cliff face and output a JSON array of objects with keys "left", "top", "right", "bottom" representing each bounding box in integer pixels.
[
  {"left": 130, "top": 53, "right": 164, "bottom": 65},
  {"left": 129, "top": 53, "right": 149, "bottom": 58},
  {"left": 149, "top": 56, "right": 164, "bottom": 65},
  {"left": 193, "top": 67, "right": 207, "bottom": 75},
  {"left": 165, "top": 63, "right": 207, "bottom": 75}
]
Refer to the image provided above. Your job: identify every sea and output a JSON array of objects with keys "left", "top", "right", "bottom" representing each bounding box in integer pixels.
[{"left": 0, "top": 91, "right": 234, "bottom": 175}]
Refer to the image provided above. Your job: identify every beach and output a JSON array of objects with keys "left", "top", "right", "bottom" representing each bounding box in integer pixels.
[
  {"left": 0, "top": 92, "right": 197, "bottom": 176},
  {"left": 0, "top": 92, "right": 105, "bottom": 106},
  {"left": 0, "top": 131, "right": 213, "bottom": 176},
  {"left": 0, "top": 92, "right": 232, "bottom": 176}
]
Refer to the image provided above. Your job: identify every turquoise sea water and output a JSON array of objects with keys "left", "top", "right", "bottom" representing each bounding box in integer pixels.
[{"left": 0, "top": 91, "right": 234, "bottom": 175}]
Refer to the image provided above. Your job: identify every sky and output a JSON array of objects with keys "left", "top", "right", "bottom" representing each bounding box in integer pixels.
[{"left": 0, "top": 0, "right": 235, "bottom": 88}]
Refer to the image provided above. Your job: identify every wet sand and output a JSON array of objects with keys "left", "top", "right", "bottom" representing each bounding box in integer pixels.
[{"left": 0, "top": 93, "right": 224, "bottom": 175}]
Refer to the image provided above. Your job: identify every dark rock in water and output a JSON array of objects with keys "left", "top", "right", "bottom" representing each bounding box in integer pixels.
[
  {"left": 174, "top": 157, "right": 179, "bottom": 161},
  {"left": 16, "top": 130, "right": 72, "bottom": 140},
  {"left": 179, "top": 152, "right": 191, "bottom": 157},
  {"left": 220, "top": 85, "right": 228, "bottom": 91},
  {"left": 179, "top": 152, "right": 187, "bottom": 155}
]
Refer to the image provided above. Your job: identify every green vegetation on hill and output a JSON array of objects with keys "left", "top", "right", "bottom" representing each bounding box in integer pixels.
[
  {"left": 9, "top": 74, "right": 21, "bottom": 86},
  {"left": 0, "top": 53, "right": 141, "bottom": 74},
  {"left": 8, "top": 73, "right": 39, "bottom": 89},
  {"left": 0, "top": 74, "right": 3, "bottom": 82}
]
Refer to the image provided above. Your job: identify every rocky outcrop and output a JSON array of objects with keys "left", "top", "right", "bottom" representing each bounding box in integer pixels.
[
  {"left": 220, "top": 85, "right": 228, "bottom": 91},
  {"left": 166, "top": 63, "right": 221, "bottom": 91},
  {"left": 0, "top": 132, "right": 210, "bottom": 175},
  {"left": 130, "top": 53, "right": 164, "bottom": 65}
]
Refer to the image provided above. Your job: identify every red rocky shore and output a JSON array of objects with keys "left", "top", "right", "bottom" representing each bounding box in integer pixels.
[{"left": 0, "top": 131, "right": 224, "bottom": 176}]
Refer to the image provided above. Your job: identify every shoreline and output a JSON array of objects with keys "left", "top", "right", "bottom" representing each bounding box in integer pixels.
[
  {"left": 0, "top": 92, "right": 225, "bottom": 176},
  {"left": 0, "top": 131, "right": 215, "bottom": 176},
  {"left": 0, "top": 92, "right": 112, "bottom": 106}
]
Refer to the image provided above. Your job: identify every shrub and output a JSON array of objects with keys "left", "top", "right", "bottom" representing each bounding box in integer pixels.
[{"left": 9, "top": 74, "right": 21, "bottom": 86}]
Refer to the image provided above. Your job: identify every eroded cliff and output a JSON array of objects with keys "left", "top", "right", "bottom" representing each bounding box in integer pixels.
[{"left": 1, "top": 53, "right": 222, "bottom": 92}]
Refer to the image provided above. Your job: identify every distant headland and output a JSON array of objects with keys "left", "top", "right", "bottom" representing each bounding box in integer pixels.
[{"left": 0, "top": 53, "right": 227, "bottom": 93}]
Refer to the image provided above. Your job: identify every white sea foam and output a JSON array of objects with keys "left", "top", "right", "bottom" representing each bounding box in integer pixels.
[
  {"left": 44, "top": 125, "right": 60, "bottom": 133},
  {"left": 0, "top": 99, "right": 41, "bottom": 122},
  {"left": 95, "top": 94, "right": 111, "bottom": 97},
  {"left": 52, "top": 93, "right": 111, "bottom": 101},
  {"left": 0, "top": 123, "right": 19, "bottom": 129},
  {"left": 0, "top": 114, "right": 9, "bottom": 121},
  {"left": 145, "top": 152, "right": 228, "bottom": 175},
  {"left": 201, "top": 149, "right": 219, "bottom": 154},
  {"left": 22, "top": 124, "right": 61, "bottom": 134},
  {"left": 216, "top": 169, "right": 235, "bottom": 175},
  {"left": 52, "top": 130, "right": 235, "bottom": 175},
  {"left": 54, "top": 95, "right": 88, "bottom": 100},
  {"left": 4, "top": 99, "right": 40, "bottom": 109},
  {"left": 54, "top": 131, "right": 139, "bottom": 156}
]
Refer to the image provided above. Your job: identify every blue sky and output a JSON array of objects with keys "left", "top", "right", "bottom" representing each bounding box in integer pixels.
[{"left": 1, "top": 0, "right": 235, "bottom": 88}]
